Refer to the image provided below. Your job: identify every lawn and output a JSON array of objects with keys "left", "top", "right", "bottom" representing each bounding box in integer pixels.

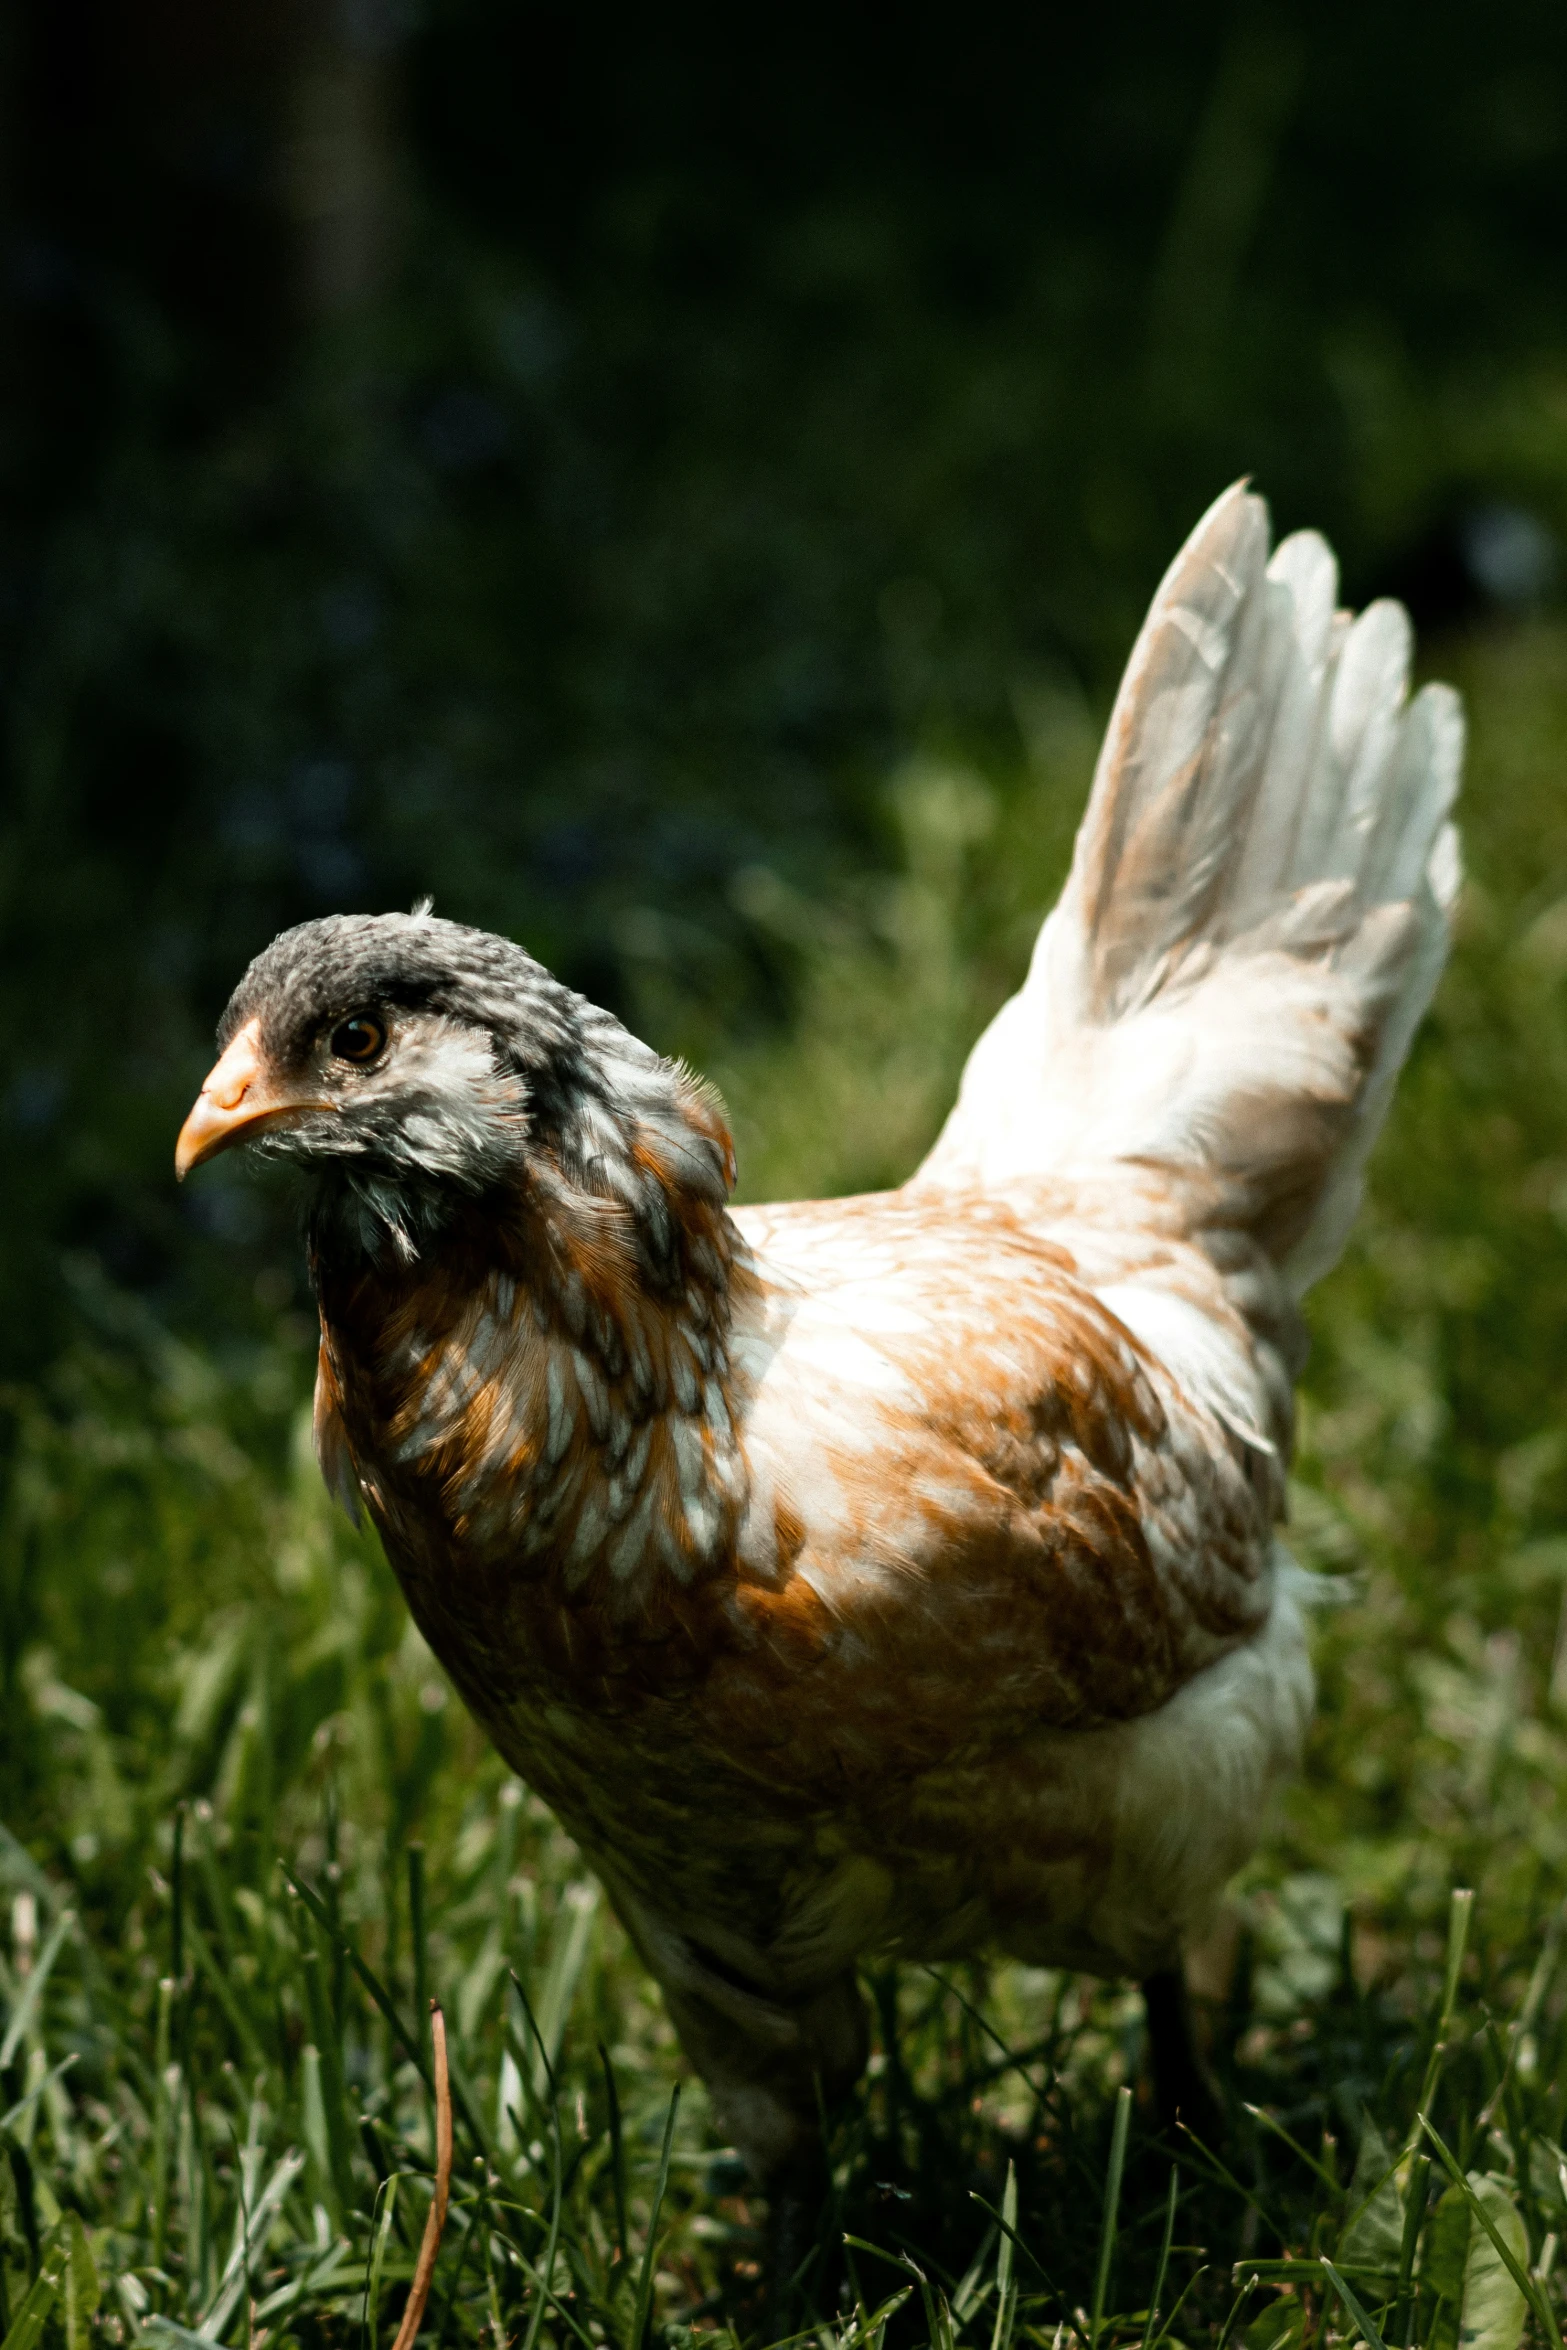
[{"left": 4, "top": 614, "right": 1567, "bottom": 2348}]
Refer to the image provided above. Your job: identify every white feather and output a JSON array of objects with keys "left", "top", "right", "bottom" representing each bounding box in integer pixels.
[{"left": 916, "top": 481, "right": 1463, "bottom": 1299}]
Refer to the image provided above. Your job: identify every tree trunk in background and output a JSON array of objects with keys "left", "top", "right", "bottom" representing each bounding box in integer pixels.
[
  {"left": 12, "top": 0, "right": 405, "bottom": 391},
  {"left": 281, "top": 2, "right": 405, "bottom": 317}
]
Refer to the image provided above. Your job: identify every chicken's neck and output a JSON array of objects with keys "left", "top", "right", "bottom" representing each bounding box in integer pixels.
[{"left": 311, "top": 1059, "right": 753, "bottom": 1607}]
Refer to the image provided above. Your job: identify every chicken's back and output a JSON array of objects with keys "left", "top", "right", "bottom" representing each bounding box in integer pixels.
[{"left": 730, "top": 1184, "right": 1277, "bottom": 1723}]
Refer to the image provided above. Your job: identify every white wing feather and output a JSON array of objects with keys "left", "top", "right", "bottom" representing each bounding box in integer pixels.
[{"left": 916, "top": 481, "right": 1462, "bottom": 1295}]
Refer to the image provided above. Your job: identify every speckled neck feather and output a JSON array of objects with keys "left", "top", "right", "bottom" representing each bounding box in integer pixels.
[
  {"left": 310, "top": 1073, "right": 749, "bottom": 1624},
  {"left": 225, "top": 913, "right": 750, "bottom": 1620}
]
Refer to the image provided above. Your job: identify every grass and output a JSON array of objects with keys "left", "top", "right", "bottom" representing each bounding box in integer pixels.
[{"left": 6, "top": 614, "right": 1567, "bottom": 2345}]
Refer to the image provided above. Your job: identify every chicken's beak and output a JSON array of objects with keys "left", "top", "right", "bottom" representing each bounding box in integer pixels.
[{"left": 175, "top": 1019, "right": 324, "bottom": 1179}]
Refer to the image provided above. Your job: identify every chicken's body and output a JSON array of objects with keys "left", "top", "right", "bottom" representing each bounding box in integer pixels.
[
  {"left": 180, "top": 485, "right": 1462, "bottom": 2185},
  {"left": 315, "top": 1169, "right": 1311, "bottom": 2161}
]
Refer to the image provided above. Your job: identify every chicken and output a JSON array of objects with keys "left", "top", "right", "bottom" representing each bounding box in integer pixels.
[{"left": 176, "top": 484, "right": 1461, "bottom": 2220}]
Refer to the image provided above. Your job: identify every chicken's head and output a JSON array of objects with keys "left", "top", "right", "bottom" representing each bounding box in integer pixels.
[{"left": 175, "top": 909, "right": 733, "bottom": 1269}]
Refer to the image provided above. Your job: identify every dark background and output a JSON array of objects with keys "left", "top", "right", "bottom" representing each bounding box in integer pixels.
[{"left": 4, "top": 0, "right": 1565, "bottom": 1370}]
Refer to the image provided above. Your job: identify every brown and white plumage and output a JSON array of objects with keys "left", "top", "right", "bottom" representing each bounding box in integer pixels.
[{"left": 177, "top": 483, "right": 1462, "bottom": 2184}]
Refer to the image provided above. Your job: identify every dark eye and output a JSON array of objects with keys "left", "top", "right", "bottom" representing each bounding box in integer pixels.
[{"left": 330, "top": 1014, "right": 387, "bottom": 1066}]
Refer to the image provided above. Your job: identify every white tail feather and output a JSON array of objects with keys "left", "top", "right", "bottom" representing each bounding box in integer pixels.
[{"left": 916, "top": 482, "right": 1462, "bottom": 1295}]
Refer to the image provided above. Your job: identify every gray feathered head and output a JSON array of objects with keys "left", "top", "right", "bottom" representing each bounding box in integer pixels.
[{"left": 177, "top": 910, "right": 733, "bottom": 1266}]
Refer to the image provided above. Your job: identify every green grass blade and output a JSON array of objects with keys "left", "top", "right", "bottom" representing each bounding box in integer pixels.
[
  {"left": 630, "top": 2084, "right": 680, "bottom": 2350},
  {"left": 297, "top": 1923, "right": 356, "bottom": 2213},
  {"left": 990, "top": 2160, "right": 1018, "bottom": 2350},
  {"left": 509, "top": 1967, "right": 558, "bottom": 2102},
  {"left": 520, "top": 1986, "right": 570, "bottom": 2350},
  {"left": 176, "top": 2075, "right": 210, "bottom": 2306},
  {"left": 408, "top": 1842, "right": 429, "bottom": 2063},
  {"left": 1439, "top": 1890, "right": 1476, "bottom": 2027},
  {"left": 1215, "top": 2272, "right": 1260, "bottom": 2350},
  {"left": 183, "top": 1917, "right": 268, "bottom": 2073},
  {"left": 0, "top": 1912, "right": 73, "bottom": 2072},
  {"left": 922, "top": 1968, "right": 1038, "bottom": 2087},
  {"left": 169, "top": 1803, "right": 186, "bottom": 1989},
  {"left": 286, "top": 1868, "right": 427, "bottom": 2085},
  {"left": 142, "top": 2321, "right": 227, "bottom": 2350},
  {"left": 953, "top": 2223, "right": 999, "bottom": 2322},
  {"left": 150, "top": 1982, "right": 176, "bottom": 2271},
  {"left": 1176, "top": 2122, "right": 1286, "bottom": 2239},
  {"left": 843, "top": 2231, "right": 945, "bottom": 2346},
  {"left": 0, "top": 2057, "right": 75, "bottom": 2142},
  {"left": 1149, "top": 2262, "right": 1210, "bottom": 2350},
  {"left": 504, "top": 2243, "right": 603, "bottom": 2350},
  {"left": 967, "top": 2190, "right": 1082, "bottom": 2338},
  {"left": 200, "top": 2149, "right": 305, "bottom": 2338},
  {"left": 531, "top": 1884, "right": 599, "bottom": 2098},
  {"left": 1243, "top": 2103, "right": 1346, "bottom": 2200},
  {"left": 1320, "top": 2255, "right": 1390, "bottom": 2350},
  {"left": 844, "top": 2233, "right": 916, "bottom": 2266},
  {"left": 599, "top": 2042, "right": 629, "bottom": 2264},
  {"left": 1139, "top": 2166, "right": 1179, "bottom": 2350},
  {"left": 1480, "top": 1897, "right": 1567, "bottom": 2132},
  {"left": 1091, "top": 2085, "right": 1132, "bottom": 2350},
  {"left": 1418, "top": 2118, "right": 1563, "bottom": 2350},
  {"left": 59, "top": 2215, "right": 97, "bottom": 2350},
  {"left": 0, "top": 2220, "right": 69, "bottom": 2350},
  {"left": 361, "top": 2172, "right": 400, "bottom": 2350},
  {"left": 1403, "top": 1890, "right": 1474, "bottom": 2162},
  {"left": 300, "top": 2045, "right": 338, "bottom": 2225},
  {"left": 1393, "top": 2151, "right": 1430, "bottom": 2347},
  {"left": 289, "top": 1865, "right": 489, "bottom": 2159}
]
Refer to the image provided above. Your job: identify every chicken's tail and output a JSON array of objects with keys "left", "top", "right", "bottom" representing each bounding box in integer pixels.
[{"left": 915, "top": 482, "right": 1462, "bottom": 1296}]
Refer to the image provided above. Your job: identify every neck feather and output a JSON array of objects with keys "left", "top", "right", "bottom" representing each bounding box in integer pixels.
[{"left": 314, "top": 1055, "right": 749, "bottom": 1609}]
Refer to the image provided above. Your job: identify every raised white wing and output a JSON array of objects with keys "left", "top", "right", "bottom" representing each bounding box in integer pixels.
[{"left": 916, "top": 482, "right": 1462, "bottom": 1295}]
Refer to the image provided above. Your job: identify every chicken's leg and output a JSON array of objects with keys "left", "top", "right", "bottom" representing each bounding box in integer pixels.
[
  {"left": 1141, "top": 1965, "right": 1222, "bottom": 2146},
  {"left": 763, "top": 2138, "right": 833, "bottom": 2329},
  {"left": 627, "top": 1953, "right": 863, "bottom": 2317}
]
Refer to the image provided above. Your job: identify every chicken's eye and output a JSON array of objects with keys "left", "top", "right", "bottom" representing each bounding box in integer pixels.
[{"left": 330, "top": 1014, "right": 387, "bottom": 1066}]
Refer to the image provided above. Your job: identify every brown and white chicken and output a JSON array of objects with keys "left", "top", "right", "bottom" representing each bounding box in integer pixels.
[{"left": 177, "top": 485, "right": 1461, "bottom": 2207}]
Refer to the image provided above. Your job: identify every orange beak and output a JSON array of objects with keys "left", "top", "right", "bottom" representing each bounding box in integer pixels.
[{"left": 175, "top": 1018, "right": 328, "bottom": 1179}]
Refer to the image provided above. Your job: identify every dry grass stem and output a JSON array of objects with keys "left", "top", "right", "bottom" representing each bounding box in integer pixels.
[{"left": 392, "top": 2001, "right": 454, "bottom": 2350}]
